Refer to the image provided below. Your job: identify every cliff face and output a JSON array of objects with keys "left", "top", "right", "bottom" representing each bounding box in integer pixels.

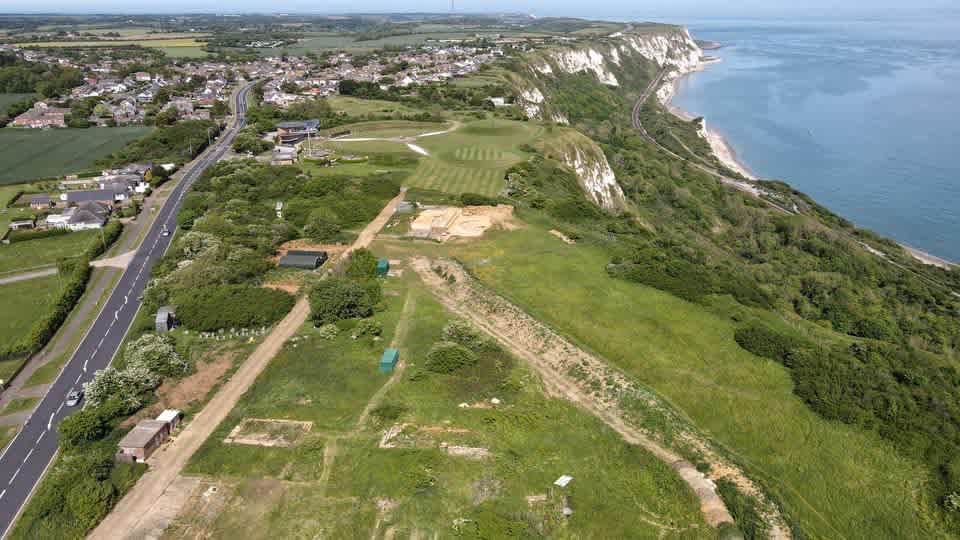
[
  {"left": 517, "top": 27, "right": 703, "bottom": 120},
  {"left": 512, "top": 27, "right": 702, "bottom": 211}
]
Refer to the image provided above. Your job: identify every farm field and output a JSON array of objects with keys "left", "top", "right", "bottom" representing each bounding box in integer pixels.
[
  {"left": 17, "top": 38, "right": 205, "bottom": 49},
  {"left": 178, "top": 275, "right": 708, "bottom": 538},
  {"left": 0, "top": 230, "right": 98, "bottom": 274},
  {"left": 364, "top": 221, "right": 941, "bottom": 540},
  {"left": 0, "top": 274, "right": 59, "bottom": 371},
  {"left": 0, "top": 126, "right": 151, "bottom": 185}
]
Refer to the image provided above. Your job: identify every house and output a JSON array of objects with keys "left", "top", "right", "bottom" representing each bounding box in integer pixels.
[
  {"left": 278, "top": 250, "right": 328, "bottom": 270},
  {"left": 276, "top": 119, "right": 320, "bottom": 145},
  {"left": 116, "top": 409, "right": 181, "bottom": 463},
  {"left": 30, "top": 195, "right": 53, "bottom": 209},
  {"left": 47, "top": 200, "right": 110, "bottom": 231},
  {"left": 62, "top": 189, "right": 124, "bottom": 205},
  {"left": 271, "top": 146, "right": 298, "bottom": 166},
  {"left": 11, "top": 102, "right": 70, "bottom": 129}
]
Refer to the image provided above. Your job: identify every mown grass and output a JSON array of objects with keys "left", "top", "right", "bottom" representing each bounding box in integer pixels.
[
  {"left": 0, "top": 230, "right": 97, "bottom": 274},
  {"left": 411, "top": 220, "right": 943, "bottom": 539},
  {"left": 1, "top": 397, "right": 38, "bottom": 416},
  {"left": 327, "top": 96, "right": 422, "bottom": 117},
  {"left": 0, "top": 274, "right": 60, "bottom": 357},
  {"left": 0, "top": 127, "right": 151, "bottom": 184},
  {"left": 179, "top": 274, "right": 709, "bottom": 539}
]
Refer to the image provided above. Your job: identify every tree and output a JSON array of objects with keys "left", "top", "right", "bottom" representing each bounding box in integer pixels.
[
  {"left": 58, "top": 408, "right": 110, "bottom": 448},
  {"left": 123, "top": 334, "right": 187, "bottom": 376},
  {"left": 344, "top": 248, "right": 378, "bottom": 280},
  {"left": 154, "top": 108, "right": 179, "bottom": 126},
  {"left": 211, "top": 100, "right": 229, "bottom": 117},
  {"left": 309, "top": 278, "right": 375, "bottom": 325}
]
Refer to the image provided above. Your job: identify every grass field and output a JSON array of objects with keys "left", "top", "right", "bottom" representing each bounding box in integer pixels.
[
  {"left": 179, "top": 275, "right": 708, "bottom": 538},
  {"left": 326, "top": 96, "right": 422, "bottom": 117},
  {"left": 18, "top": 38, "right": 205, "bottom": 48},
  {"left": 0, "top": 127, "right": 151, "bottom": 184},
  {"left": 0, "top": 274, "right": 60, "bottom": 376},
  {"left": 0, "top": 230, "right": 98, "bottom": 274},
  {"left": 325, "top": 120, "right": 447, "bottom": 139},
  {"left": 369, "top": 221, "right": 943, "bottom": 539}
]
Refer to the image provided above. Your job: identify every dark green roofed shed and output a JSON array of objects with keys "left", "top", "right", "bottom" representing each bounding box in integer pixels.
[
  {"left": 376, "top": 259, "right": 390, "bottom": 277},
  {"left": 379, "top": 348, "right": 399, "bottom": 373},
  {"left": 279, "top": 250, "right": 328, "bottom": 270}
]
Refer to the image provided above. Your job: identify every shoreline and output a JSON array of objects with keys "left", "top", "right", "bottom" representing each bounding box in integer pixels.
[
  {"left": 660, "top": 59, "right": 757, "bottom": 180},
  {"left": 660, "top": 53, "right": 956, "bottom": 269}
]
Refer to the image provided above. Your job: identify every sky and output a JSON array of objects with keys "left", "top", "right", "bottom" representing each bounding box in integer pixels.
[{"left": 1, "top": 0, "right": 957, "bottom": 19}]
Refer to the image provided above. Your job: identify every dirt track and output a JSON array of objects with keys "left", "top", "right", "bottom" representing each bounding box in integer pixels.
[
  {"left": 410, "top": 257, "right": 793, "bottom": 536},
  {"left": 87, "top": 190, "right": 407, "bottom": 539}
]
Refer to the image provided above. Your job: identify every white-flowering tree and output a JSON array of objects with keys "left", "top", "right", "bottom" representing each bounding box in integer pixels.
[
  {"left": 82, "top": 366, "right": 160, "bottom": 410},
  {"left": 123, "top": 333, "right": 188, "bottom": 376}
]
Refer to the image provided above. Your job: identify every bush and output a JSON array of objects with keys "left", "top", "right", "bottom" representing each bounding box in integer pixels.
[
  {"left": 58, "top": 408, "right": 111, "bottom": 449},
  {"left": 309, "top": 278, "right": 376, "bottom": 325},
  {"left": 344, "top": 248, "right": 378, "bottom": 280},
  {"left": 459, "top": 192, "right": 499, "bottom": 206},
  {"left": 352, "top": 319, "right": 383, "bottom": 338},
  {"left": 716, "top": 479, "right": 767, "bottom": 540},
  {"left": 425, "top": 342, "right": 477, "bottom": 373},
  {"left": 174, "top": 285, "right": 294, "bottom": 332},
  {"left": 441, "top": 320, "right": 489, "bottom": 351},
  {"left": 7, "top": 227, "right": 68, "bottom": 243},
  {"left": 122, "top": 334, "right": 188, "bottom": 376},
  {"left": 317, "top": 323, "right": 340, "bottom": 340},
  {"left": 733, "top": 325, "right": 809, "bottom": 363}
]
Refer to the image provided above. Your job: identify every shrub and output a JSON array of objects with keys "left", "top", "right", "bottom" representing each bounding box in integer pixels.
[
  {"left": 83, "top": 367, "right": 159, "bottom": 410},
  {"left": 716, "top": 478, "right": 767, "bottom": 540},
  {"left": 425, "top": 342, "right": 477, "bottom": 373},
  {"left": 441, "top": 320, "right": 489, "bottom": 351},
  {"left": 174, "top": 285, "right": 294, "bottom": 332},
  {"left": 58, "top": 408, "right": 111, "bottom": 449},
  {"left": 7, "top": 227, "right": 68, "bottom": 243},
  {"left": 459, "top": 192, "right": 499, "bottom": 206},
  {"left": 123, "top": 334, "right": 188, "bottom": 376},
  {"left": 317, "top": 323, "right": 339, "bottom": 340},
  {"left": 733, "top": 325, "right": 809, "bottom": 363},
  {"left": 309, "top": 278, "right": 376, "bottom": 325},
  {"left": 344, "top": 248, "right": 378, "bottom": 280},
  {"left": 352, "top": 319, "right": 383, "bottom": 338}
]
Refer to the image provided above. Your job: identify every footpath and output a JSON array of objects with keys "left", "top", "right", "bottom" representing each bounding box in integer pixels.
[{"left": 88, "top": 190, "right": 406, "bottom": 539}]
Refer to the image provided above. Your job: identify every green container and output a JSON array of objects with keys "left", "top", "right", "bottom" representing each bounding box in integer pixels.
[
  {"left": 379, "top": 348, "right": 399, "bottom": 373},
  {"left": 376, "top": 259, "right": 390, "bottom": 277}
]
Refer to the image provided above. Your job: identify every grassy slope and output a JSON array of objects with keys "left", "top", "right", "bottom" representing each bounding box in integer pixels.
[
  {"left": 412, "top": 221, "right": 938, "bottom": 539},
  {"left": 182, "top": 276, "right": 708, "bottom": 538},
  {"left": 0, "top": 127, "right": 151, "bottom": 184}
]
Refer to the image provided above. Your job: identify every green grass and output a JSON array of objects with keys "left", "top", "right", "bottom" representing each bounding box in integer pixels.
[
  {"left": 0, "top": 230, "right": 97, "bottom": 274},
  {"left": 394, "top": 220, "right": 943, "bottom": 539},
  {"left": 0, "top": 425, "right": 17, "bottom": 453},
  {"left": 324, "top": 120, "right": 447, "bottom": 139},
  {"left": 0, "top": 274, "right": 60, "bottom": 344},
  {"left": 1, "top": 397, "right": 38, "bottom": 416},
  {"left": 178, "top": 275, "right": 708, "bottom": 539},
  {"left": 327, "top": 96, "right": 421, "bottom": 117},
  {"left": 0, "top": 127, "right": 151, "bottom": 185},
  {"left": 19, "top": 38, "right": 206, "bottom": 48}
]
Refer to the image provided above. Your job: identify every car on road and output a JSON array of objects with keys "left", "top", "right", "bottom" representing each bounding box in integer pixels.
[
  {"left": 65, "top": 388, "right": 83, "bottom": 407},
  {"left": 161, "top": 227, "right": 171, "bottom": 237}
]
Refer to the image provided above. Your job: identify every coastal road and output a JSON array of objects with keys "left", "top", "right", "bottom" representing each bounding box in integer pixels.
[{"left": 0, "top": 81, "right": 254, "bottom": 538}]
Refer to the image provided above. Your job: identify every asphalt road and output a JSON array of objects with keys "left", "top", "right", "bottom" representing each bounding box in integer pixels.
[{"left": 0, "top": 81, "right": 253, "bottom": 538}]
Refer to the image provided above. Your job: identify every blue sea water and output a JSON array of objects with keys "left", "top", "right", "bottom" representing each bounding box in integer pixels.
[{"left": 667, "top": 17, "right": 960, "bottom": 262}]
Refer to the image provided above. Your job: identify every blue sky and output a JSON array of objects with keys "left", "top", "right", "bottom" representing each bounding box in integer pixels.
[{"left": 1, "top": 0, "right": 956, "bottom": 18}]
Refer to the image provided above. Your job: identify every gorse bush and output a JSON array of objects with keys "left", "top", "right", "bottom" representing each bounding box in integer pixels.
[
  {"left": 425, "top": 342, "right": 477, "bottom": 374},
  {"left": 309, "top": 277, "right": 378, "bottom": 325}
]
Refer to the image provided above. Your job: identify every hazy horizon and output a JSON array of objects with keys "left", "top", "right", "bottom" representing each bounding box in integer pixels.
[{"left": 0, "top": 1, "right": 957, "bottom": 20}]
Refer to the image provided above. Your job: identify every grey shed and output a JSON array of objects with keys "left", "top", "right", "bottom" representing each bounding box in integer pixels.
[{"left": 156, "top": 306, "right": 176, "bottom": 333}]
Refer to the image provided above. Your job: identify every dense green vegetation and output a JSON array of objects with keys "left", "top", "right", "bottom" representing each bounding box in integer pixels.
[
  {"left": 0, "top": 52, "right": 83, "bottom": 98},
  {"left": 96, "top": 120, "right": 215, "bottom": 167},
  {"left": 175, "top": 284, "right": 294, "bottom": 332}
]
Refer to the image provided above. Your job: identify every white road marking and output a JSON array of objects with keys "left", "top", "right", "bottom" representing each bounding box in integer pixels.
[
  {"left": 56, "top": 403, "right": 64, "bottom": 414},
  {"left": 0, "top": 489, "right": 6, "bottom": 500},
  {"left": 9, "top": 467, "right": 20, "bottom": 484},
  {"left": 35, "top": 433, "right": 43, "bottom": 445},
  {"left": 23, "top": 448, "right": 33, "bottom": 463},
  {"left": 75, "top": 374, "right": 81, "bottom": 384},
  {"left": 47, "top": 413, "right": 54, "bottom": 430}
]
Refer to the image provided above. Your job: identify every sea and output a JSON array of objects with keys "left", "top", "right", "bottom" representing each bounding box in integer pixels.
[{"left": 664, "top": 16, "right": 960, "bottom": 262}]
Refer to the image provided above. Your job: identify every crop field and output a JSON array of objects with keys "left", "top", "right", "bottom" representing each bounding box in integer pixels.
[
  {"left": 386, "top": 222, "right": 940, "bottom": 540},
  {"left": 0, "top": 127, "right": 151, "bottom": 185},
  {"left": 0, "top": 274, "right": 59, "bottom": 372},
  {"left": 0, "top": 230, "right": 98, "bottom": 274},
  {"left": 18, "top": 38, "right": 206, "bottom": 49},
  {"left": 176, "top": 276, "right": 707, "bottom": 538}
]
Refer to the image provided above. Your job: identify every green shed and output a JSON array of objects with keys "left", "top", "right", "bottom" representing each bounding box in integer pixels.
[
  {"left": 376, "top": 259, "right": 390, "bottom": 277},
  {"left": 379, "top": 348, "right": 399, "bottom": 373}
]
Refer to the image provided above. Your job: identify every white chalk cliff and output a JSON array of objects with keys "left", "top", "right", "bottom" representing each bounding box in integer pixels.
[{"left": 564, "top": 145, "right": 625, "bottom": 210}]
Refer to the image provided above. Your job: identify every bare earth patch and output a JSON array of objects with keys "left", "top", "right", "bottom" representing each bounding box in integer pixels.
[
  {"left": 224, "top": 418, "right": 314, "bottom": 447},
  {"left": 549, "top": 229, "right": 576, "bottom": 244},
  {"left": 408, "top": 205, "right": 517, "bottom": 241}
]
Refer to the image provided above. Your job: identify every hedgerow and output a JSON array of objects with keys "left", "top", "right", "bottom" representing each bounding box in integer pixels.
[{"left": 174, "top": 284, "right": 294, "bottom": 332}]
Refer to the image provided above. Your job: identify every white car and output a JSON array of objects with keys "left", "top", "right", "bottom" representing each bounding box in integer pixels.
[{"left": 66, "top": 389, "right": 83, "bottom": 407}]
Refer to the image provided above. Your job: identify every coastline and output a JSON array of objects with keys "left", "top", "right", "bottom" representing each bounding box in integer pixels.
[
  {"left": 660, "top": 53, "right": 956, "bottom": 270},
  {"left": 659, "top": 59, "right": 757, "bottom": 180}
]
